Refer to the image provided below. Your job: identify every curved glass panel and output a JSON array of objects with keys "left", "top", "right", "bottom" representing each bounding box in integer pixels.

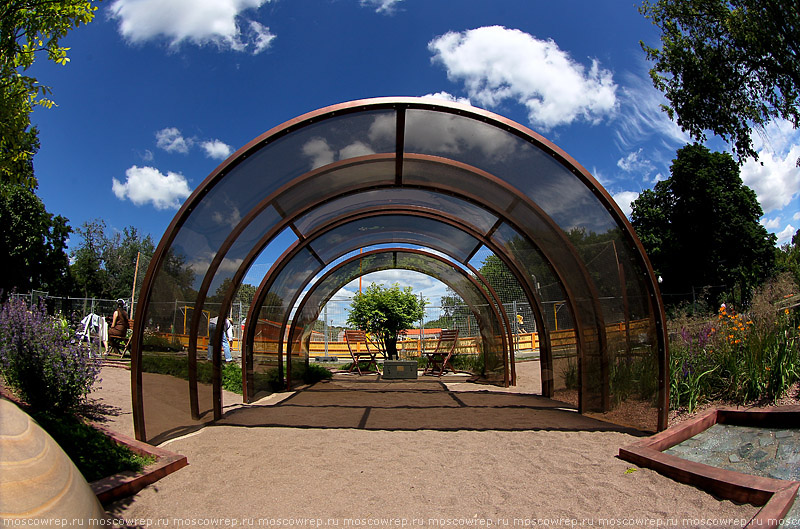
[
  {"left": 405, "top": 110, "right": 615, "bottom": 233},
  {"left": 309, "top": 215, "right": 481, "bottom": 264},
  {"left": 287, "top": 250, "right": 507, "bottom": 380},
  {"left": 294, "top": 188, "right": 499, "bottom": 237},
  {"left": 136, "top": 100, "right": 665, "bottom": 442}
]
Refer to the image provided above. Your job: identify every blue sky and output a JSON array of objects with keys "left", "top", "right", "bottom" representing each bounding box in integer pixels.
[{"left": 28, "top": 0, "right": 800, "bottom": 306}]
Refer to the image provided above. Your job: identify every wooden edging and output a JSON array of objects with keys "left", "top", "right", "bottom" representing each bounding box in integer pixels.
[
  {"left": 89, "top": 422, "right": 188, "bottom": 505},
  {"left": 0, "top": 385, "right": 187, "bottom": 506},
  {"left": 619, "top": 407, "right": 800, "bottom": 528}
]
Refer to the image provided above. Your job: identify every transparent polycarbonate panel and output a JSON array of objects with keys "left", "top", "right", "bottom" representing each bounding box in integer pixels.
[
  {"left": 144, "top": 110, "right": 396, "bottom": 333},
  {"left": 275, "top": 158, "right": 396, "bottom": 219},
  {"left": 402, "top": 158, "right": 518, "bottom": 215},
  {"left": 405, "top": 110, "right": 617, "bottom": 235},
  {"left": 205, "top": 205, "right": 283, "bottom": 320},
  {"left": 395, "top": 252, "right": 507, "bottom": 379},
  {"left": 289, "top": 253, "right": 397, "bottom": 355},
  {"left": 487, "top": 224, "right": 580, "bottom": 401},
  {"left": 286, "top": 250, "right": 507, "bottom": 380},
  {"left": 251, "top": 248, "right": 322, "bottom": 385},
  {"left": 293, "top": 188, "right": 499, "bottom": 237},
  {"left": 309, "top": 215, "right": 481, "bottom": 265}
]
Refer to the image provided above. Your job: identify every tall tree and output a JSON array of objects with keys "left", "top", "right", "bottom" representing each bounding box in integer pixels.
[
  {"left": 0, "top": 181, "right": 71, "bottom": 296},
  {"left": 640, "top": 0, "right": 800, "bottom": 162},
  {"left": 69, "top": 219, "right": 155, "bottom": 300},
  {"left": 103, "top": 226, "right": 154, "bottom": 300},
  {"left": 777, "top": 229, "right": 800, "bottom": 287},
  {"left": 631, "top": 144, "right": 776, "bottom": 307},
  {"left": 0, "top": 0, "right": 98, "bottom": 187},
  {"left": 70, "top": 220, "right": 107, "bottom": 298}
]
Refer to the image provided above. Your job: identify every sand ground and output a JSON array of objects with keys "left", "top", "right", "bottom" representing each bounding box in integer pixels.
[{"left": 89, "top": 362, "right": 759, "bottom": 528}]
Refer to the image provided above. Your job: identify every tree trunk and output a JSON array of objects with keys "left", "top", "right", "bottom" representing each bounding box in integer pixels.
[{"left": 385, "top": 336, "right": 398, "bottom": 360}]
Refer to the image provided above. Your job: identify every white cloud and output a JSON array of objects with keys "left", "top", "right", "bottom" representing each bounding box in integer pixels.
[
  {"left": 428, "top": 26, "right": 617, "bottom": 130},
  {"left": 302, "top": 138, "right": 335, "bottom": 170},
  {"left": 615, "top": 71, "right": 690, "bottom": 150},
  {"left": 761, "top": 216, "right": 782, "bottom": 230},
  {"left": 112, "top": 165, "right": 192, "bottom": 210},
  {"left": 108, "top": 0, "right": 274, "bottom": 54},
  {"left": 651, "top": 172, "right": 666, "bottom": 184},
  {"left": 248, "top": 20, "right": 275, "bottom": 53},
  {"left": 339, "top": 141, "right": 375, "bottom": 159},
  {"left": 776, "top": 224, "right": 796, "bottom": 245},
  {"left": 360, "top": 0, "right": 403, "bottom": 14},
  {"left": 422, "top": 91, "right": 472, "bottom": 106},
  {"left": 612, "top": 190, "right": 639, "bottom": 219},
  {"left": 740, "top": 120, "right": 800, "bottom": 213},
  {"left": 794, "top": 212, "right": 800, "bottom": 221},
  {"left": 617, "top": 148, "right": 655, "bottom": 177},
  {"left": 201, "top": 139, "right": 234, "bottom": 160},
  {"left": 156, "top": 127, "right": 192, "bottom": 154}
]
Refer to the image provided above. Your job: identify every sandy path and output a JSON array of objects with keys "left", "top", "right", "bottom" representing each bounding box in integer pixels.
[{"left": 89, "top": 363, "right": 758, "bottom": 527}]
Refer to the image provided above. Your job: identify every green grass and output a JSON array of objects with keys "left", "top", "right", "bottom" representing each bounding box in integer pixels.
[
  {"left": 32, "top": 411, "right": 154, "bottom": 483},
  {"left": 141, "top": 353, "right": 331, "bottom": 393}
]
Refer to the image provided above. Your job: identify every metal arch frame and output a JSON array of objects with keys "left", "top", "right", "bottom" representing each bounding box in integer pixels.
[
  {"left": 241, "top": 207, "right": 533, "bottom": 401},
  {"left": 191, "top": 162, "right": 575, "bottom": 409},
  {"left": 284, "top": 248, "right": 514, "bottom": 390},
  {"left": 282, "top": 248, "right": 515, "bottom": 391},
  {"left": 132, "top": 97, "right": 668, "bottom": 441},
  {"left": 198, "top": 157, "right": 593, "bottom": 416}
]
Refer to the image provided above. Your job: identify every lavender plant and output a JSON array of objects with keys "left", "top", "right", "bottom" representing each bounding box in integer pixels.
[{"left": 0, "top": 298, "right": 101, "bottom": 413}]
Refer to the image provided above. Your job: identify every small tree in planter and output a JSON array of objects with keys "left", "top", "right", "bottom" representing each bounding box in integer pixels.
[{"left": 347, "top": 283, "right": 426, "bottom": 360}]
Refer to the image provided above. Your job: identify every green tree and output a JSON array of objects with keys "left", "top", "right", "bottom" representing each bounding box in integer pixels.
[
  {"left": 1, "top": 0, "right": 98, "bottom": 187},
  {"left": 103, "top": 226, "right": 154, "bottom": 300},
  {"left": 477, "top": 254, "right": 525, "bottom": 303},
  {"left": 0, "top": 181, "right": 71, "bottom": 296},
  {"left": 777, "top": 229, "right": 800, "bottom": 287},
  {"left": 346, "top": 283, "right": 426, "bottom": 359},
  {"left": 69, "top": 219, "right": 155, "bottom": 300},
  {"left": 631, "top": 143, "right": 776, "bottom": 308},
  {"left": 70, "top": 220, "right": 107, "bottom": 298},
  {"left": 640, "top": 0, "right": 800, "bottom": 162}
]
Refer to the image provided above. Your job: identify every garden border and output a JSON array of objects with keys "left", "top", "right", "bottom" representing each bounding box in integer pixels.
[
  {"left": 88, "top": 423, "right": 188, "bottom": 505},
  {"left": 619, "top": 406, "right": 800, "bottom": 527},
  {"left": 0, "top": 384, "right": 187, "bottom": 506}
]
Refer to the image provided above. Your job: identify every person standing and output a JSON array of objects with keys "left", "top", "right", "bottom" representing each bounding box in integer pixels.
[
  {"left": 207, "top": 317, "right": 235, "bottom": 362},
  {"left": 222, "top": 317, "right": 234, "bottom": 362}
]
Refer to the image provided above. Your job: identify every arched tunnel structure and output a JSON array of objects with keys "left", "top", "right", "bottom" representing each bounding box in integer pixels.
[{"left": 131, "top": 97, "right": 668, "bottom": 444}]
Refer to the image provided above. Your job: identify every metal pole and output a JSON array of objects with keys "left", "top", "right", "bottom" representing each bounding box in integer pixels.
[
  {"left": 324, "top": 304, "right": 329, "bottom": 357},
  {"left": 130, "top": 252, "right": 140, "bottom": 319},
  {"left": 419, "top": 292, "right": 424, "bottom": 356}
]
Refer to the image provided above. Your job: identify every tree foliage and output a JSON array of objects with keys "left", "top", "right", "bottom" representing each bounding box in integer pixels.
[
  {"left": 0, "top": 181, "right": 71, "bottom": 297},
  {"left": 0, "top": 0, "right": 98, "bottom": 187},
  {"left": 631, "top": 144, "right": 776, "bottom": 307},
  {"left": 69, "top": 219, "right": 155, "bottom": 300},
  {"left": 346, "top": 283, "right": 426, "bottom": 359},
  {"left": 777, "top": 229, "right": 800, "bottom": 287},
  {"left": 640, "top": 0, "right": 800, "bottom": 162}
]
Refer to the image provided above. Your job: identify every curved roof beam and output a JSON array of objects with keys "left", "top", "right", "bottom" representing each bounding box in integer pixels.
[
  {"left": 242, "top": 209, "right": 532, "bottom": 398},
  {"left": 132, "top": 98, "right": 667, "bottom": 441},
  {"left": 283, "top": 248, "right": 514, "bottom": 390}
]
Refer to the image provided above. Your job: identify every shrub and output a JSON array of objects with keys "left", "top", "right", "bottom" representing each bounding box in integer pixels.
[
  {"left": 301, "top": 362, "right": 333, "bottom": 384},
  {"left": 0, "top": 299, "right": 101, "bottom": 413},
  {"left": 142, "top": 331, "right": 183, "bottom": 352},
  {"left": 669, "top": 275, "right": 800, "bottom": 412},
  {"left": 32, "top": 411, "right": 153, "bottom": 482}
]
